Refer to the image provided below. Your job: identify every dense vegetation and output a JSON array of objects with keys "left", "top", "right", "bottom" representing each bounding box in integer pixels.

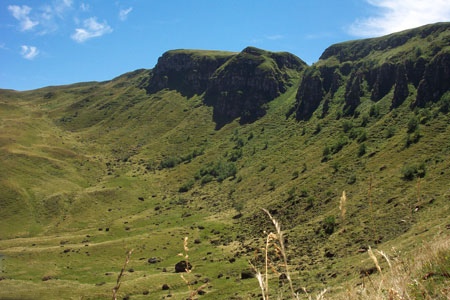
[{"left": 0, "top": 23, "right": 449, "bottom": 299}]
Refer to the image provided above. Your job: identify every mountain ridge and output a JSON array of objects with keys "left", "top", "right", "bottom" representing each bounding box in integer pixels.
[{"left": 0, "top": 22, "right": 449, "bottom": 299}]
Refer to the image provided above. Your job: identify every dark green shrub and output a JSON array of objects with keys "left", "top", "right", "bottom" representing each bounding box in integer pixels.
[
  {"left": 323, "top": 145, "right": 331, "bottom": 157},
  {"left": 401, "top": 162, "right": 426, "bottom": 180},
  {"left": 384, "top": 126, "right": 396, "bottom": 139},
  {"left": 300, "top": 188, "right": 309, "bottom": 197},
  {"left": 322, "top": 145, "right": 331, "bottom": 162},
  {"left": 369, "top": 105, "right": 380, "bottom": 117},
  {"left": 347, "top": 173, "right": 357, "bottom": 184},
  {"left": 179, "top": 180, "right": 194, "bottom": 192},
  {"left": 227, "top": 149, "right": 242, "bottom": 162},
  {"left": 287, "top": 187, "right": 296, "bottom": 200},
  {"left": 235, "top": 138, "right": 245, "bottom": 149},
  {"left": 342, "top": 120, "right": 353, "bottom": 133},
  {"left": 323, "top": 216, "right": 336, "bottom": 234},
  {"left": 357, "top": 130, "right": 367, "bottom": 143},
  {"left": 360, "top": 113, "right": 369, "bottom": 127},
  {"left": 314, "top": 123, "right": 322, "bottom": 134},
  {"left": 439, "top": 92, "right": 450, "bottom": 113},
  {"left": 200, "top": 174, "right": 214, "bottom": 185},
  {"left": 268, "top": 181, "right": 276, "bottom": 191},
  {"left": 407, "top": 116, "right": 419, "bottom": 133},
  {"left": 358, "top": 143, "right": 366, "bottom": 157},
  {"left": 332, "top": 161, "right": 341, "bottom": 173},
  {"left": 404, "top": 132, "right": 421, "bottom": 148},
  {"left": 197, "top": 160, "right": 237, "bottom": 183},
  {"left": 306, "top": 196, "right": 314, "bottom": 208},
  {"left": 159, "top": 156, "right": 180, "bottom": 169},
  {"left": 331, "top": 136, "right": 348, "bottom": 154}
]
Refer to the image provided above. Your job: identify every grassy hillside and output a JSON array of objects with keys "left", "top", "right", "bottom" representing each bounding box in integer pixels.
[{"left": 0, "top": 27, "right": 449, "bottom": 299}]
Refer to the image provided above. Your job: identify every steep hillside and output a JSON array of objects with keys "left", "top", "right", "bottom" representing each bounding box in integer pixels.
[{"left": 0, "top": 23, "right": 449, "bottom": 299}]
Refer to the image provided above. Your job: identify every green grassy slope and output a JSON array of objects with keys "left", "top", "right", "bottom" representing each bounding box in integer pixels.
[{"left": 1, "top": 30, "right": 449, "bottom": 299}]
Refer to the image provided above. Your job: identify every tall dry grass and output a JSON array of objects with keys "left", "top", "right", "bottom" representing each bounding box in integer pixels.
[
  {"left": 178, "top": 236, "right": 209, "bottom": 299},
  {"left": 342, "top": 235, "right": 450, "bottom": 299},
  {"left": 112, "top": 249, "right": 133, "bottom": 300},
  {"left": 251, "top": 208, "right": 328, "bottom": 300}
]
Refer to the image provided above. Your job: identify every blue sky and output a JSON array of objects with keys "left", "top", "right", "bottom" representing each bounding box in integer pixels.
[{"left": 1, "top": 0, "right": 450, "bottom": 91}]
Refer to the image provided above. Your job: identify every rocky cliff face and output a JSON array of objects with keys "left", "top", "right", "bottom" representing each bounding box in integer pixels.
[
  {"left": 294, "top": 22, "right": 450, "bottom": 120},
  {"left": 145, "top": 47, "right": 306, "bottom": 128},
  {"left": 145, "top": 49, "right": 235, "bottom": 97},
  {"left": 205, "top": 47, "right": 306, "bottom": 127},
  {"left": 144, "top": 23, "right": 449, "bottom": 126}
]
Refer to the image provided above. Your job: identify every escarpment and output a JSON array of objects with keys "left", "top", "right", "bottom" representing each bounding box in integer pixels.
[
  {"left": 205, "top": 47, "right": 306, "bottom": 127},
  {"left": 294, "top": 22, "right": 450, "bottom": 120},
  {"left": 145, "top": 47, "right": 306, "bottom": 128},
  {"left": 143, "top": 23, "right": 449, "bottom": 127}
]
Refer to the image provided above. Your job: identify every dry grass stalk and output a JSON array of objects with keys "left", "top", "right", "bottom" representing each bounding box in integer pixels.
[
  {"left": 262, "top": 208, "right": 299, "bottom": 300},
  {"left": 368, "top": 246, "right": 382, "bottom": 275},
  {"left": 178, "top": 237, "right": 208, "bottom": 299},
  {"left": 357, "top": 237, "right": 450, "bottom": 299},
  {"left": 112, "top": 249, "right": 133, "bottom": 300},
  {"left": 368, "top": 175, "right": 377, "bottom": 242},
  {"left": 339, "top": 191, "right": 347, "bottom": 225}
]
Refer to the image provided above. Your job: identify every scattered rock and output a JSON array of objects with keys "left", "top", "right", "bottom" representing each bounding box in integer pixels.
[
  {"left": 42, "top": 275, "right": 53, "bottom": 281},
  {"left": 241, "top": 269, "right": 255, "bottom": 279},
  {"left": 148, "top": 257, "right": 161, "bottom": 264},
  {"left": 162, "top": 283, "right": 170, "bottom": 290},
  {"left": 324, "top": 250, "right": 335, "bottom": 258},
  {"left": 360, "top": 267, "right": 378, "bottom": 277},
  {"left": 175, "top": 260, "right": 192, "bottom": 273}
]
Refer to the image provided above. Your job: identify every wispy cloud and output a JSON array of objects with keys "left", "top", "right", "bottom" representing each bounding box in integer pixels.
[
  {"left": 71, "top": 17, "right": 113, "bottom": 42},
  {"left": 21, "top": 45, "right": 39, "bottom": 60},
  {"left": 349, "top": 0, "right": 450, "bottom": 37},
  {"left": 8, "top": 5, "right": 39, "bottom": 31},
  {"left": 119, "top": 7, "right": 133, "bottom": 21},
  {"left": 265, "top": 34, "right": 284, "bottom": 41},
  {"left": 9, "top": 1, "right": 73, "bottom": 34},
  {"left": 80, "top": 3, "right": 90, "bottom": 12},
  {"left": 53, "top": 0, "right": 73, "bottom": 17}
]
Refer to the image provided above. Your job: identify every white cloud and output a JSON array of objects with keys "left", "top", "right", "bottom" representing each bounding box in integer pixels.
[
  {"left": 71, "top": 17, "right": 113, "bottom": 43},
  {"left": 53, "top": 0, "right": 73, "bottom": 17},
  {"left": 21, "top": 45, "right": 39, "bottom": 60},
  {"left": 8, "top": 5, "right": 39, "bottom": 31},
  {"left": 119, "top": 7, "right": 133, "bottom": 21},
  {"left": 80, "top": 3, "right": 90, "bottom": 12},
  {"left": 349, "top": 0, "right": 450, "bottom": 37}
]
